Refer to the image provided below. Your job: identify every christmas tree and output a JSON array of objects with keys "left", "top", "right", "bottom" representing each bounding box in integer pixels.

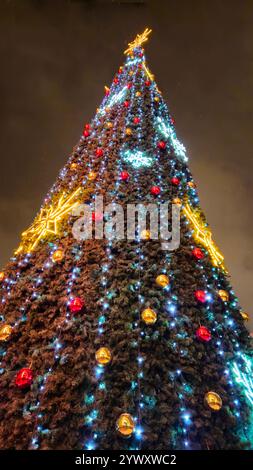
[{"left": 0, "top": 29, "right": 252, "bottom": 451}]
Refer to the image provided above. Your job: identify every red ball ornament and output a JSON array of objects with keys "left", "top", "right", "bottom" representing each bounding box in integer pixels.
[
  {"left": 196, "top": 326, "right": 211, "bottom": 342},
  {"left": 158, "top": 141, "right": 166, "bottom": 150},
  {"left": 171, "top": 177, "right": 180, "bottom": 186},
  {"left": 120, "top": 171, "right": 130, "bottom": 181},
  {"left": 84, "top": 124, "right": 90, "bottom": 130},
  {"left": 124, "top": 100, "right": 130, "bottom": 108},
  {"left": 150, "top": 186, "right": 161, "bottom": 196},
  {"left": 195, "top": 290, "right": 207, "bottom": 303},
  {"left": 113, "top": 77, "right": 119, "bottom": 84},
  {"left": 15, "top": 368, "right": 33, "bottom": 389},
  {"left": 92, "top": 212, "right": 103, "bottom": 222},
  {"left": 95, "top": 148, "right": 104, "bottom": 157},
  {"left": 170, "top": 117, "right": 175, "bottom": 125},
  {"left": 133, "top": 117, "right": 140, "bottom": 124},
  {"left": 192, "top": 247, "right": 204, "bottom": 260},
  {"left": 69, "top": 297, "right": 84, "bottom": 313},
  {"left": 83, "top": 130, "right": 90, "bottom": 137},
  {"left": 145, "top": 80, "right": 151, "bottom": 86},
  {"left": 127, "top": 83, "right": 132, "bottom": 89}
]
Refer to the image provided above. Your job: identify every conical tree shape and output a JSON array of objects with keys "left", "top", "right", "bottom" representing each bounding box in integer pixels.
[{"left": 0, "top": 30, "right": 252, "bottom": 450}]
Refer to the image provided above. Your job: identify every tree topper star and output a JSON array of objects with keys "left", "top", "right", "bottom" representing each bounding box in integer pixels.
[{"left": 124, "top": 28, "right": 152, "bottom": 55}]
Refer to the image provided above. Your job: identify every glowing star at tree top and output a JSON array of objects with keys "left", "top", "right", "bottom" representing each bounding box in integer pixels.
[
  {"left": 182, "top": 199, "right": 226, "bottom": 271},
  {"left": 124, "top": 28, "right": 152, "bottom": 55},
  {"left": 16, "top": 187, "right": 83, "bottom": 254}
]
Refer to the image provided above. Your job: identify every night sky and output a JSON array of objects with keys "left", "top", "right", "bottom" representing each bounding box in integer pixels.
[{"left": 0, "top": 0, "right": 252, "bottom": 329}]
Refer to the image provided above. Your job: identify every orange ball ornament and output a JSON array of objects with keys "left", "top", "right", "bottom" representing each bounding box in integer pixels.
[
  {"left": 240, "top": 311, "right": 249, "bottom": 321},
  {"left": 95, "top": 347, "right": 111, "bottom": 365},
  {"left": 205, "top": 391, "right": 222, "bottom": 411},
  {"left": 116, "top": 413, "right": 135, "bottom": 437},
  {"left": 0, "top": 272, "right": 5, "bottom": 282},
  {"left": 173, "top": 198, "right": 182, "bottom": 206},
  {"left": 141, "top": 308, "right": 157, "bottom": 325},
  {"left": 218, "top": 290, "right": 229, "bottom": 302},
  {"left": 155, "top": 274, "right": 169, "bottom": 288},
  {"left": 52, "top": 249, "right": 64, "bottom": 263},
  {"left": 140, "top": 229, "right": 151, "bottom": 240},
  {"left": 88, "top": 171, "right": 97, "bottom": 181},
  {"left": 125, "top": 128, "right": 132, "bottom": 136},
  {"left": 0, "top": 324, "right": 12, "bottom": 342}
]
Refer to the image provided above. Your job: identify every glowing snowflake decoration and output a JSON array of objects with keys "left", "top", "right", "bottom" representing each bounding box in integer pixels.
[
  {"left": 121, "top": 149, "right": 154, "bottom": 169},
  {"left": 156, "top": 116, "right": 188, "bottom": 162},
  {"left": 232, "top": 354, "right": 253, "bottom": 406}
]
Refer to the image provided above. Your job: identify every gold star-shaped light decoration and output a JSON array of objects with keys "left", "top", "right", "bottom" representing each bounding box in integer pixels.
[
  {"left": 15, "top": 187, "right": 83, "bottom": 254},
  {"left": 124, "top": 28, "right": 152, "bottom": 55},
  {"left": 182, "top": 199, "right": 226, "bottom": 272}
]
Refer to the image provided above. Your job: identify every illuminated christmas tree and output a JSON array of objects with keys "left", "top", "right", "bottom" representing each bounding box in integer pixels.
[{"left": 0, "top": 29, "right": 252, "bottom": 450}]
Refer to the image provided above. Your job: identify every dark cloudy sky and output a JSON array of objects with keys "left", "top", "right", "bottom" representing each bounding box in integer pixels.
[{"left": 0, "top": 0, "right": 252, "bottom": 329}]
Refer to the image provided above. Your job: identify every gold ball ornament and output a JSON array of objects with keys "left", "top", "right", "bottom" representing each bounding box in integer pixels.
[
  {"left": 240, "top": 311, "right": 250, "bottom": 321},
  {"left": 205, "top": 391, "right": 222, "bottom": 411},
  {"left": 135, "top": 91, "right": 142, "bottom": 97},
  {"left": 0, "top": 272, "right": 5, "bottom": 282},
  {"left": 173, "top": 198, "right": 182, "bottom": 206},
  {"left": 125, "top": 127, "right": 132, "bottom": 136},
  {"left": 87, "top": 171, "right": 97, "bottom": 181},
  {"left": 0, "top": 324, "right": 12, "bottom": 342},
  {"left": 141, "top": 307, "right": 157, "bottom": 325},
  {"left": 95, "top": 347, "right": 111, "bottom": 365},
  {"left": 218, "top": 289, "right": 229, "bottom": 302},
  {"left": 52, "top": 249, "right": 64, "bottom": 263},
  {"left": 140, "top": 229, "right": 151, "bottom": 240},
  {"left": 116, "top": 413, "right": 135, "bottom": 437},
  {"left": 187, "top": 181, "right": 196, "bottom": 188},
  {"left": 129, "top": 71, "right": 134, "bottom": 76},
  {"left": 154, "top": 96, "right": 160, "bottom": 102},
  {"left": 71, "top": 163, "right": 78, "bottom": 170},
  {"left": 156, "top": 274, "right": 170, "bottom": 288},
  {"left": 106, "top": 121, "right": 113, "bottom": 129}
]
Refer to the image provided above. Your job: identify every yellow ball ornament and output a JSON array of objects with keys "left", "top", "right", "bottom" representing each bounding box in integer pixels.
[
  {"left": 156, "top": 274, "right": 169, "bottom": 288},
  {"left": 95, "top": 347, "right": 111, "bottom": 365},
  {"left": 106, "top": 121, "right": 113, "bottom": 129},
  {"left": 187, "top": 181, "right": 196, "bottom": 188},
  {"left": 135, "top": 91, "right": 142, "bottom": 97},
  {"left": 71, "top": 163, "right": 78, "bottom": 170},
  {"left": 125, "top": 127, "right": 132, "bottom": 136},
  {"left": 154, "top": 96, "right": 160, "bottom": 102},
  {"left": 218, "top": 289, "right": 229, "bottom": 302},
  {"left": 0, "top": 324, "right": 12, "bottom": 342},
  {"left": 240, "top": 311, "right": 250, "bottom": 321},
  {"left": 0, "top": 272, "right": 5, "bottom": 282},
  {"left": 52, "top": 249, "right": 64, "bottom": 263},
  {"left": 141, "top": 308, "right": 157, "bottom": 325},
  {"left": 205, "top": 391, "right": 222, "bottom": 411},
  {"left": 88, "top": 171, "right": 97, "bottom": 181},
  {"left": 116, "top": 413, "right": 135, "bottom": 437},
  {"left": 140, "top": 229, "right": 151, "bottom": 240}
]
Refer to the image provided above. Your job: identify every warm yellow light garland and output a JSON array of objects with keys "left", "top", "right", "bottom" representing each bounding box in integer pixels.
[{"left": 182, "top": 200, "right": 226, "bottom": 271}]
